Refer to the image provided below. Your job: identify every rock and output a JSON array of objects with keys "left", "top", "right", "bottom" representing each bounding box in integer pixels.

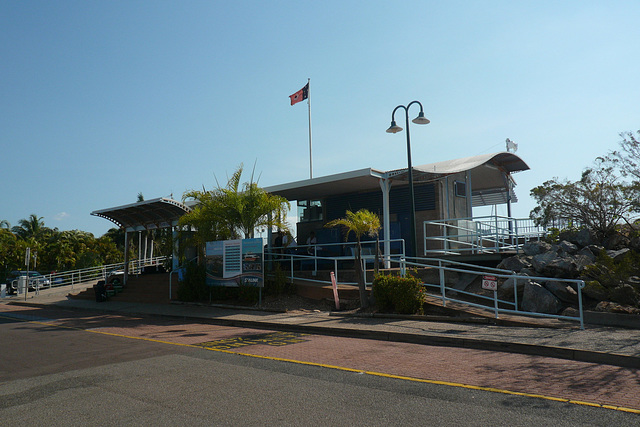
[
  {"left": 576, "top": 246, "right": 596, "bottom": 262},
  {"left": 603, "top": 233, "right": 629, "bottom": 250},
  {"left": 575, "top": 229, "right": 594, "bottom": 247},
  {"left": 522, "top": 241, "right": 553, "bottom": 256},
  {"left": 609, "top": 284, "right": 640, "bottom": 306},
  {"left": 540, "top": 257, "right": 579, "bottom": 278},
  {"left": 531, "top": 251, "right": 557, "bottom": 272},
  {"left": 544, "top": 280, "right": 579, "bottom": 304},
  {"left": 572, "top": 254, "right": 593, "bottom": 273},
  {"left": 586, "top": 245, "right": 604, "bottom": 257},
  {"left": 583, "top": 280, "right": 609, "bottom": 301},
  {"left": 558, "top": 230, "right": 578, "bottom": 245},
  {"left": 558, "top": 240, "right": 578, "bottom": 255},
  {"left": 606, "top": 248, "right": 630, "bottom": 262},
  {"left": 595, "top": 301, "right": 640, "bottom": 314},
  {"left": 497, "top": 275, "right": 529, "bottom": 299},
  {"left": 630, "top": 236, "right": 640, "bottom": 251},
  {"left": 522, "top": 282, "right": 563, "bottom": 314},
  {"left": 497, "top": 255, "right": 531, "bottom": 272}
]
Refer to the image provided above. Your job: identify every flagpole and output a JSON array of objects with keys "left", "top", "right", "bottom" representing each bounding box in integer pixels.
[{"left": 307, "top": 78, "right": 313, "bottom": 179}]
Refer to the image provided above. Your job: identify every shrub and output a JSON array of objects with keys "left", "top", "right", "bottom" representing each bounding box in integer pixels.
[
  {"left": 238, "top": 284, "right": 260, "bottom": 304},
  {"left": 264, "top": 263, "right": 295, "bottom": 296},
  {"left": 176, "top": 263, "right": 208, "bottom": 302},
  {"left": 584, "top": 251, "right": 640, "bottom": 290},
  {"left": 373, "top": 273, "right": 426, "bottom": 315}
]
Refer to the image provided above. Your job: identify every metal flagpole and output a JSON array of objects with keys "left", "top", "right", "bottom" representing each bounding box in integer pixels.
[{"left": 307, "top": 78, "right": 312, "bottom": 179}]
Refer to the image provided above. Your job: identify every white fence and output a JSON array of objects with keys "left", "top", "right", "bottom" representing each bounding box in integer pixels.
[
  {"left": 423, "top": 215, "right": 546, "bottom": 255},
  {"left": 6, "top": 256, "right": 169, "bottom": 295}
]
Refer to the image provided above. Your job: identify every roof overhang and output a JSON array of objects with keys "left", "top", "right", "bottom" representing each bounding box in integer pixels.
[
  {"left": 265, "top": 152, "right": 529, "bottom": 207},
  {"left": 264, "top": 167, "right": 386, "bottom": 201},
  {"left": 91, "top": 198, "right": 191, "bottom": 232}
]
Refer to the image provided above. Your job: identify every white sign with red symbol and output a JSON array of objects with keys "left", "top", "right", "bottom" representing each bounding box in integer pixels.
[{"left": 482, "top": 275, "right": 498, "bottom": 291}]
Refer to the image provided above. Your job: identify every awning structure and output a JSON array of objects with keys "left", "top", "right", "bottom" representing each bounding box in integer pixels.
[
  {"left": 264, "top": 167, "right": 386, "bottom": 201},
  {"left": 265, "top": 152, "right": 529, "bottom": 207},
  {"left": 91, "top": 198, "right": 191, "bottom": 232}
]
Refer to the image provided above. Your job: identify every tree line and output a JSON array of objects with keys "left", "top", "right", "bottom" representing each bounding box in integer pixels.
[
  {"left": 530, "top": 130, "right": 640, "bottom": 243},
  {"left": 0, "top": 214, "right": 122, "bottom": 281}
]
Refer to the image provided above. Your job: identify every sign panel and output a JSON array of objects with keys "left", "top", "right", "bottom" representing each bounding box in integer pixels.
[
  {"left": 482, "top": 275, "right": 498, "bottom": 291},
  {"left": 206, "top": 238, "right": 264, "bottom": 287}
]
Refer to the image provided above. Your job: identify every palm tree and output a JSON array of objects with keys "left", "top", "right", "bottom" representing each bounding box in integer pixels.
[
  {"left": 11, "top": 214, "right": 48, "bottom": 240},
  {"left": 180, "top": 164, "right": 290, "bottom": 262},
  {"left": 325, "top": 209, "right": 381, "bottom": 308},
  {"left": 0, "top": 220, "right": 10, "bottom": 230}
]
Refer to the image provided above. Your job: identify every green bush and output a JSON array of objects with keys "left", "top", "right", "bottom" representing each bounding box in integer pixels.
[
  {"left": 176, "top": 263, "right": 208, "bottom": 302},
  {"left": 373, "top": 273, "right": 426, "bottom": 315},
  {"left": 584, "top": 251, "right": 640, "bottom": 290},
  {"left": 238, "top": 284, "right": 260, "bottom": 305},
  {"left": 264, "top": 263, "right": 295, "bottom": 296}
]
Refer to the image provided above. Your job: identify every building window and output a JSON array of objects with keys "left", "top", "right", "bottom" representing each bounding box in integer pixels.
[
  {"left": 454, "top": 181, "right": 466, "bottom": 197},
  {"left": 298, "top": 200, "right": 323, "bottom": 222}
]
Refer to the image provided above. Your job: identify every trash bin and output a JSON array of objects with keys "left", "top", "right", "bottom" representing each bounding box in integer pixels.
[{"left": 94, "top": 281, "right": 107, "bottom": 302}]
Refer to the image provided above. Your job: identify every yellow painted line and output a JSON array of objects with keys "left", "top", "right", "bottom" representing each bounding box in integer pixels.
[{"left": 4, "top": 313, "right": 640, "bottom": 415}]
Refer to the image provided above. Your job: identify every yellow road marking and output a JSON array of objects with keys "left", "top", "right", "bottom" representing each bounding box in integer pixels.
[{"left": 3, "top": 312, "right": 640, "bottom": 415}]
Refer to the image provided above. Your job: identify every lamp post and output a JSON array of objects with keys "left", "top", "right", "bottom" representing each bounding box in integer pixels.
[{"left": 386, "top": 101, "right": 430, "bottom": 258}]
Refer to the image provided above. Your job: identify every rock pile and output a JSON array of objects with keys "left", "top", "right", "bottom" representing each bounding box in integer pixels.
[{"left": 495, "top": 232, "right": 640, "bottom": 316}]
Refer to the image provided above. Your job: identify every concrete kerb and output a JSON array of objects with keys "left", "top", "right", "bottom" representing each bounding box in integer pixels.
[{"left": 6, "top": 298, "right": 640, "bottom": 370}]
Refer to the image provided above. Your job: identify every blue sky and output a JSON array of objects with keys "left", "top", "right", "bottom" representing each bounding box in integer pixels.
[{"left": 2, "top": 1, "right": 639, "bottom": 237}]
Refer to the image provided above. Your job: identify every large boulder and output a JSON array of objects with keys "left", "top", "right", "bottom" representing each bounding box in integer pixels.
[
  {"left": 497, "top": 255, "right": 531, "bottom": 272},
  {"left": 522, "top": 282, "right": 563, "bottom": 314},
  {"left": 531, "top": 251, "right": 557, "bottom": 272},
  {"left": 544, "top": 280, "right": 579, "bottom": 305},
  {"left": 603, "top": 233, "right": 629, "bottom": 250},
  {"left": 536, "top": 257, "right": 578, "bottom": 279},
  {"left": 606, "top": 248, "right": 631, "bottom": 262},
  {"left": 497, "top": 275, "right": 529, "bottom": 300},
  {"left": 576, "top": 246, "right": 597, "bottom": 262},
  {"left": 558, "top": 240, "right": 578, "bottom": 255},
  {"left": 575, "top": 228, "right": 595, "bottom": 247},
  {"left": 522, "top": 241, "right": 553, "bottom": 256}
]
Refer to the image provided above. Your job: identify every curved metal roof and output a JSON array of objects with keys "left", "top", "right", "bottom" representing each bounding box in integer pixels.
[
  {"left": 265, "top": 152, "right": 529, "bottom": 204},
  {"left": 91, "top": 197, "right": 191, "bottom": 232}
]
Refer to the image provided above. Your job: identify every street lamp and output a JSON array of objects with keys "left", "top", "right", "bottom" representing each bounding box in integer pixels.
[{"left": 386, "top": 101, "right": 430, "bottom": 258}]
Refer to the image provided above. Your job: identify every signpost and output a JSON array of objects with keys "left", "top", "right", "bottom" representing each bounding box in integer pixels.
[
  {"left": 482, "top": 275, "right": 499, "bottom": 319},
  {"left": 330, "top": 272, "right": 340, "bottom": 310}
]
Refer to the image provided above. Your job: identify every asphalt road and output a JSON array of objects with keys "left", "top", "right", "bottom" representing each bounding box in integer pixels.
[{"left": 0, "top": 305, "right": 638, "bottom": 426}]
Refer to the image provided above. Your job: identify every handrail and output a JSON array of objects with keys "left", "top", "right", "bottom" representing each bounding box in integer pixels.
[
  {"left": 423, "top": 215, "right": 546, "bottom": 256},
  {"left": 395, "top": 256, "right": 585, "bottom": 329},
  {"left": 14, "top": 256, "right": 170, "bottom": 295}
]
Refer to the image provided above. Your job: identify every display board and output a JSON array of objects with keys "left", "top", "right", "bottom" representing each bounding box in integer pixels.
[{"left": 205, "top": 238, "right": 264, "bottom": 287}]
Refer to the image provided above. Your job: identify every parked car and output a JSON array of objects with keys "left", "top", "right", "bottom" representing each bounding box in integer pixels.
[{"left": 5, "top": 271, "right": 50, "bottom": 294}]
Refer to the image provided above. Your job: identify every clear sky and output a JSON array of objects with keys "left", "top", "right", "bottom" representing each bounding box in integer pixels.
[{"left": 2, "top": 1, "right": 639, "bottom": 237}]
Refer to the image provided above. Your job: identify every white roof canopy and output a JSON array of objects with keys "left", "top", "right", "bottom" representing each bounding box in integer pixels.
[{"left": 265, "top": 152, "right": 529, "bottom": 206}]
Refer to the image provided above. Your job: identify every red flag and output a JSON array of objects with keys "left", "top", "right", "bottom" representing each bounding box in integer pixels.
[{"left": 289, "top": 83, "right": 309, "bottom": 106}]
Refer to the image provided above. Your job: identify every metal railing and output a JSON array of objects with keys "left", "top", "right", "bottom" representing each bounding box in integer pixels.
[
  {"left": 267, "top": 239, "right": 406, "bottom": 286},
  {"left": 423, "top": 215, "right": 546, "bottom": 256},
  {"left": 395, "top": 256, "right": 585, "bottom": 329},
  {"left": 7, "top": 256, "right": 169, "bottom": 295}
]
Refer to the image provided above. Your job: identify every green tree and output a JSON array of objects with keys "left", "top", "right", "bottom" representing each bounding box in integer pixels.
[
  {"left": 180, "top": 164, "right": 290, "bottom": 261},
  {"left": 608, "top": 130, "right": 640, "bottom": 182},
  {"left": 11, "top": 214, "right": 51, "bottom": 241},
  {"left": 530, "top": 158, "right": 640, "bottom": 242},
  {"left": 325, "top": 209, "right": 381, "bottom": 308}
]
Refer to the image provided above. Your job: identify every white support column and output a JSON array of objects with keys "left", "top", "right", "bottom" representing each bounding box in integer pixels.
[
  {"left": 466, "top": 170, "right": 473, "bottom": 217},
  {"left": 379, "top": 177, "right": 392, "bottom": 268}
]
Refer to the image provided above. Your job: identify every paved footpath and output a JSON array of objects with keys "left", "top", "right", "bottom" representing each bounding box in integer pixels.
[
  {"left": 2, "top": 294, "right": 640, "bottom": 413},
  {"left": 3, "top": 286, "right": 640, "bottom": 370}
]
